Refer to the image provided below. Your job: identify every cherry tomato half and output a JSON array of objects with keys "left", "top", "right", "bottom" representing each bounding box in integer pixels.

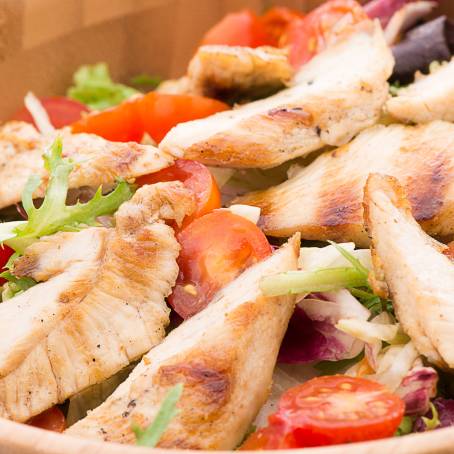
[
  {"left": 169, "top": 211, "right": 272, "bottom": 319},
  {"left": 260, "top": 7, "right": 305, "bottom": 47},
  {"left": 72, "top": 93, "right": 228, "bottom": 144},
  {"left": 27, "top": 406, "right": 66, "bottom": 433},
  {"left": 242, "top": 376, "right": 405, "bottom": 449},
  {"left": 135, "top": 93, "right": 229, "bottom": 143},
  {"left": 281, "top": 0, "right": 367, "bottom": 68},
  {"left": 201, "top": 9, "right": 274, "bottom": 48},
  {"left": 0, "top": 245, "right": 14, "bottom": 286},
  {"left": 12, "top": 97, "right": 89, "bottom": 129},
  {"left": 136, "top": 159, "right": 221, "bottom": 225}
]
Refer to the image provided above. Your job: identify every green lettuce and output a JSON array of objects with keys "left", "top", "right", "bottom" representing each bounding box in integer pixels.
[
  {"left": 68, "top": 63, "right": 138, "bottom": 110},
  {"left": 3, "top": 137, "right": 133, "bottom": 254},
  {"left": 133, "top": 383, "right": 183, "bottom": 447}
]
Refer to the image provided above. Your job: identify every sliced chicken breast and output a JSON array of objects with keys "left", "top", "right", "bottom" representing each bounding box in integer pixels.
[
  {"left": 160, "top": 21, "right": 393, "bottom": 169},
  {"left": 237, "top": 121, "right": 454, "bottom": 247},
  {"left": 187, "top": 45, "right": 293, "bottom": 103},
  {"left": 66, "top": 235, "right": 300, "bottom": 449},
  {"left": 0, "top": 182, "right": 194, "bottom": 422},
  {"left": 387, "top": 58, "right": 454, "bottom": 123},
  {"left": 0, "top": 121, "right": 176, "bottom": 210},
  {"left": 364, "top": 174, "right": 454, "bottom": 368}
]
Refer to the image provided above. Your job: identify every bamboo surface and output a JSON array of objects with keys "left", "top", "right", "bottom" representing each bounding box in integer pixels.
[{"left": 0, "top": 0, "right": 454, "bottom": 452}]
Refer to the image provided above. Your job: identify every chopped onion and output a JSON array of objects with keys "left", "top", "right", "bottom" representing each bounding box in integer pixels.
[
  {"left": 227, "top": 204, "right": 261, "bottom": 224},
  {"left": 24, "top": 91, "right": 55, "bottom": 135}
]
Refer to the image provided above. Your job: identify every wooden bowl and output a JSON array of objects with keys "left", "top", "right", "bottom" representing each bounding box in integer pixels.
[{"left": 0, "top": 0, "right": 453, "bottom": 452}]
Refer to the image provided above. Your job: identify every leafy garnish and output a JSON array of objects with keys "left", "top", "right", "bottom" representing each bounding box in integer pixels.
[
  {"left": 132, "top": 383, "right": 183, "bottom": 447},
  {"left": 260, "top": 267, "right": 369, "bottom": 297},
  {"left": 315, "top": 351, "right": 364, "bottom": 375},
  {"left": 68, "top": 63, "right": 138, "bottom": 110},
  {"left": 395, "top": 416, "right": 414, "bottom": 436},
  {"left": 328, "top": 241, "right": 369, "bottom": 278},
  {"left": 0, "top": 272, "right": 36, "bottom": 301},
  {"left": 422, "top": 402, "right": 440, "bottom": 431},
  {"left": 4, "top": 137, "right": 133, "bottom": 253},
  {"left": 350, "top": 288, "right": 394, "bottom": 317},
  {"left": 130, "top": 73, "right": 162, "bottom": 89}
]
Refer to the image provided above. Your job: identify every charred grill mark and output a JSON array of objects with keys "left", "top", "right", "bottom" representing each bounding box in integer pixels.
[
  {"left": 405, "top": 154, "right": 448, "bottom": 222},
  {"left": 316, "top": 181, "right": 363, "bottom": 227},
  {"left": 13, "top": 256, "right": 38, "bottom": 278},
  {"left": 158, "top": 360, "right": 230, "bottom": 408}
]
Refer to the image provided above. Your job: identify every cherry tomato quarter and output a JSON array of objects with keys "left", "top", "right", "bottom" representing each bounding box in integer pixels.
[{"left": 27, "top": 406, "right": 66, "bottom": 433}]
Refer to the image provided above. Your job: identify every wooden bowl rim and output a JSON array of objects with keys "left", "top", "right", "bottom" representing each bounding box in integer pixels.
[{"left": 1, "top": 417, "right": 454, "bottom": 454}]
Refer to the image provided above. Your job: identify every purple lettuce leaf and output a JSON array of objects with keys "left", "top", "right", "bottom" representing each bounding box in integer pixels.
[{"left": 414, "top": 398, "right": 454, "bottom": 432}]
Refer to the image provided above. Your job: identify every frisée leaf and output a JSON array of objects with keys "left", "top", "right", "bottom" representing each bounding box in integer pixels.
[
  {"left": 132, "top": 383, "right": 183, "bottom": 447},
  {"left": 4, "top": 137, "right": 133, "bottom": 254}
]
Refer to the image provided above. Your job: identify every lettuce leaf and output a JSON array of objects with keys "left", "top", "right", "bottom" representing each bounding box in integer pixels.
[
  {"left": 68, "top": 63, "right": 138, "bottom": 110},
  {"left": 4, "top": 137, "right": 133, "bottom": 254},
  {"left": 132, "top": 383, "right": 183, "bottom": 447}
]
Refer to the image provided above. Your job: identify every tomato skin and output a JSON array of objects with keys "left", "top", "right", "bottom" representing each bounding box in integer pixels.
[
  {"left": 281, "top": 0, "right": 367, "bottom": 68},
  {"left": 72, "top": 98, "right": 143, "bottom": 143},
  {"left": 11, "top": 97, "right": 89, "bottom": 129},
  {"left": 72, "top": 93, "right": 228, "bottom": 144},
  {"left": 27, "top": 406, "right": 66, "bottom": 433},
  {"left": 260, "top": 7, "right": 305, "bottom": 47},
  {"left": 201, "top": 10, "right": 273, "bottom": 47},
  {"left": 242, "top": 376, "right": 405, "bottom": 449},
  {"left": 136, "top": 159, "right": 221, "bottom": 224},
  {"left": 0, "top": 245, "right": 14, "bottom": 286},
  {"left": 136, "top": 93, "right": 228, "bottom": 143},
  {"left": 169, "top": 211, "right": 272, "bottom": 319}
]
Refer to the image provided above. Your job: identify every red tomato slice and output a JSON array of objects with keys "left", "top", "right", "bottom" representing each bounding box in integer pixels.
[
  {"left": 27, "top": 406, "right": 66, "bottom": 433},
  {"left": 201, "top": 10, "right": 274, "bottom": 47},
  {"left": 260, "top": 7, "right": 305, "bottom": 47},
  {"left": 168, "top": 211, "right": 272, "bottom": 319},
  {"left": 12, "top": 97, "right": 89, "bottom": 129},
  {"left": 0, "top": 245, "right": 14, "bottom": 286},
  {"left": 281, "top": 0, "right": 367, "bottom": 68},
  {"left": 136, "top": 159, "right": 221, "bottom": 224},
  {"left": 136, "top": 93, "right": 229, "bottom": 143},
  {"left": 242, "top": 376, "right": 404, "bottom": 449},
  {"left": 72, "top": 93, "right": 228, "bottom": 144},
  {"left": 72, "top": 98, "right": 143, "bottom": 143}
]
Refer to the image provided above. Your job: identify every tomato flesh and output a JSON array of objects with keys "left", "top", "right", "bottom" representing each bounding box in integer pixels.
[
  {"left": 136, "top": 93, "right": 229, "bottom": 143},
  {"left": 27, "top": 406, "right": 66, "bottom": 433},
  {"left": 259, "top": 7, "right": 305, "bottom": 47},
  {"left": 242, "top": 375, "right": 405, "bottom": 449},
  {"left": 12, "top": 97, "right": 89, "bottom": 129},
  {"left": 169, "top": 211, "right": 272, "bottom": 319},
  {"left": 201, "top": 10, "right": 273, "bottom": 47},
  {"left": 136, "top": 159, "right": 221, "bottom": 224},
  {"left": 282, "top": 0, "right": 368, "bottom": 68},
  {"left": 72, "top": 93, "right": 228, "bottom": 144},
  {"left": 0, "top": 245, "right": 14, "bottom": 286}
]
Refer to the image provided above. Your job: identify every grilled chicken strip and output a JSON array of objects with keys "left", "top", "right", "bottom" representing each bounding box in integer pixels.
[
  {"left": 0, "top": 182, "right": 194, "bottom": 422},
  {"left": 237, "top": 121, "right": 454, "bottom": 247},
  {"left": 0, "top": 121, "right": 175, "bottom": 210},
  {"left": 187, "top": 45, "right": 293, "bottom": 103},
  {"left": 67, "top": 235, "right": 300, "bottom": 449},
  {"left": 364, "top": 174, "right": 454, "bottom": 368},
  {"left": 160, "top": 21, "right": 393, "bottom": 169},
  {"left": 387, "top": 58, "right": 454, "bottom": 124}
]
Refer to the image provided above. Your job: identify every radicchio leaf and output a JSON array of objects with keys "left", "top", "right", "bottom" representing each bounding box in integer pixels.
[{"left": 414, "top": 398, "right": 454, "bottom": 432}]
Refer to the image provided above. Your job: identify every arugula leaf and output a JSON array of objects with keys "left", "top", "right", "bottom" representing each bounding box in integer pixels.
[
  {"left": 315, "top": 351, "right": 364, "bottom": 375},
  {"left": 0, "top": 272, "right": 36, "bottom": 301},
  {"left": 5, "top": 137, "right": 133, "bottom": 253},
  {"left": 67, "top": 63, "right": 138, "bottom": 110},
  {"left": 349, "top": 288, "right": 394, "bottom": 317},
  {"left": 132, "top": 383, "right": 183, "bottom": 447}
]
